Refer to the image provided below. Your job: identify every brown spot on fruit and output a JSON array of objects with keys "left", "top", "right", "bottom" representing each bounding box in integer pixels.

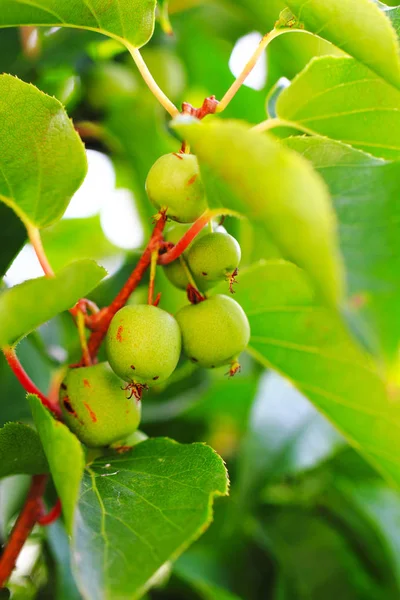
[
  {"left": 153, "top": 376, "right": 159, "bottom": 381},
  {"left": 116, "top": 326, "right": 124, "bottom": 343},
  {"left": 190, "top": 357, "right": 198, "bottom": 363},
  {"left": 63, "top": 398, "right": 76, "bottom": 416},
  {"left": 83, "top": 379, "right": 91, "bottom": 388},
  {"left": 130, "top": 364, "right": 136, "bottom": 370},
  {"left": 202, "top": 272, "right": 207, "bottom": 276},
  {"left": 61, "top": 383, "right": 67, "bottom": 390},
  {"left": 83, "top": 402, "right": 97, "bottom": 423},
  {"left": 187, "top": 174, "right": 198, "bottom": 185}
]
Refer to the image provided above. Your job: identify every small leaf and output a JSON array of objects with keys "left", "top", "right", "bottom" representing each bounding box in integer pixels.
[
  {"left": 234, "top": 261, "right": 400, "bottom": 490},
  {"left": 285, "top": 136, "right": 400, "bottom": 368},
  {"left": 276, "top": 56, "right": 400, "bottom": 160},
  {"left": 0, "top": 75, "right": 87, "bottom": 229},
  {"left": 72, "top": 438, "right": 228, "bottom": 600},
  {"left": 0, "top": 204, "right": 26, "bottom": 278},
  {"left": 286, "top": 0, "right": 400, "bottom": 89},
  {"left": 29, "top": 395, "right": 85, "bottom": 533},
  {"left": 0, "top": 259, "right": 106, "bottom": 348},
  {"left": 0, "top": 422, "right": 49, "bottom": 478},
  {"left": 0, "top": 0, "right": 156, "bottom": 48},
  {"left": 174, "top": 118, "right": 343, "bottom": 307}
]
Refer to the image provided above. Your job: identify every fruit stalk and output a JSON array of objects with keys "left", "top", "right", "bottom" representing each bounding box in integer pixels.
[
  {"left": 27, "top": 225, "right": 54, "bottom": 278},
  {"left": 3, "top": 347, "right": 61, "bottom": 418},
  {"left": 86, "top": 213, "right": 167, "bottom": 359},
  {"left": 158, "top": 211, "right": 213, "bottom": 265},
  {"left": 0, "top": 474, "right": 47, "bottom": 588}
]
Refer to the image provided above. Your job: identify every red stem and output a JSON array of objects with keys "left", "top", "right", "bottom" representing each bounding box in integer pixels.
[
  {"left": 86, "top": 213, "right": 167, "bottom": 359},
  {"left": 37, "top": 498, "right": 62, "bottom": 526},
  {"left": 158, "top": 212, "right": 212, "bottom": 265},
  {"left": 0, "top": 474, "right": 47, "bottom": 588},
  {"left": 3, "top": 347, "right": 61, "bottom": 418}
]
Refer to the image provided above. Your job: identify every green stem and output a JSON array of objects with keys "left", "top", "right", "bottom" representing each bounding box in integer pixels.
[{"left": 126, "top": 45, "right": 180, "bottom": 118}]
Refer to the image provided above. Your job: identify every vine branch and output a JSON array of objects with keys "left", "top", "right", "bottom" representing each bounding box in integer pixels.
[
  {"left": 0, "top": 474, "right": 47, "bottom": 588},
  {"left": 3, "top": 347, "right": 61, "bottom": 418}
]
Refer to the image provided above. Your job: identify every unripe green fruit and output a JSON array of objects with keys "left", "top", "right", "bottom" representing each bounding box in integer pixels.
[
  {"left": 176, "top": 295, "right": 250, "bottom": 368},
  {"left": 60, "top": 362, "right": 141, "bottom": 448},
  {"left": 106, "top": 305, "right": 181, "bottom": 385},
  {"left": 187, "top": 232, "right": 241, "bottom": 290},
  {"left": 145, "top": 153, "right": 208, "bottom": 223}
]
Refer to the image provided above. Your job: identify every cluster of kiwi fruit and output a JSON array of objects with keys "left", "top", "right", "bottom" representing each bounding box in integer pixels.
[{"left": 60, "top": 153, "right": 250, "bottom": 449}]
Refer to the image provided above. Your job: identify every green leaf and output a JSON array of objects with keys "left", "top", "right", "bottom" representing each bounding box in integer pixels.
[
  {"left": 0, "top": 204, "right": 26, "bottom": 279},
  {"left": 72, "top": 438, "right": 228, "bottom": 600},
  {"left": 0, "top": 0, "right": 156, "bottom": 48},
  {"left": 29, "top": 394, "right": 85, "bottom": 533},
  {"left": 0, "top": 259, "right": 106, "bottom": 348},
  {"left": 378, "top": 1, "right": 400, "bottom": 36},
  {"left": 0, "top": 422, "right": 49, "bottom": 478},
  {"left": 285, "top": 136, "right": 400, "bottom": 367},
  {"left": 41, "top": 215, "right": 121, "bottom": 272},
  {"left": 234, "top": 261, "right": 400, "bottom": 490},
  {"left": 0, "top": 75, "right": 87, "bottom": 229},
  {"left": 286, "top": 0, "right": 400, "bottom": 90},
  {"left": 276, "top": 56, "right": 400, "bottom": 160},
  {"left": 46, "top": 520, "right": 82, "bottom": 600},
  {"left": 173, "top": 118, "right": 343, "bottom": 307}
]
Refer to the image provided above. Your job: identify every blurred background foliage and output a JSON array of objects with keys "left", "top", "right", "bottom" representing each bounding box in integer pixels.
[{"left": 1, "top": 1, "right": 400, "bottom": 598}]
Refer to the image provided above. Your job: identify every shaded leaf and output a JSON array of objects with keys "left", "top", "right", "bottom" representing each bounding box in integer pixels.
[
  {"left": 233, "top": 261, "right": 400, "bottom": 490},
  {"left": 0, "top": 204, "right": 26, "bottom": 279},
  {"left": 0, "top": 422, "right": 48, "bottom": 478},
  {"left": 0, "top": 75, "right": 87, "bottom": 228},
  {"left": 174, "top": 118, "right": 343, "bottom": 307},
  {"left": 285, "top": 136, "right": 400, "bottom": 367},
  {"left": 0, "top": 0, "right": 156, "bottom": 48},
  {"left": 277, "top": 56, "right": 400, "bottom": 160},
  {"left": 0, "top": 259, "right": 106, "bottom": 348},
  {"left": 72, "top": 438, "right": 228, "bottom": 600},
  {"left": 259, "top": 506, "right": 386, "bottom": 600},
  {"left": 286, "top": 0, "right": 400, "bottom": 89},
  {"left": 29, "top": 394, "right": 85, "bottom": 533}
]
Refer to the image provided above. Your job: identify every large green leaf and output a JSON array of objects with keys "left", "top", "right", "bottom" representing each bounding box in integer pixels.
[
  {"left": 276, "top": 56, "right": 400, "bottom": 160},
  {"left": 174, "top": 119, "right": 343, "bottom": 307},
  {"left": 0, "top": 259, "right": 106, "bottom": 348},
  {"left": 0, "top": 422, "right": 48, "bottom": 478},
  {"left": 0, "top": 75, "right": 87, "bottom": 229},
  {"left": 234, "top": 261, "right": 400, "bottom": 489},
  {"left": 286, "top": 0, "right": 400, "bottom": 90},
  {"left": 285, "top": 136, "right": 400, "bottom": 368},
  {"left": 29, "top": 394, "right": 85, "bottom": 532},
  {"left": 236, "top": 371, "right": 344, "bottom": 505},
  {"left": 72, "top": 438, "right": 228, "bottom": 600},
  {"left": 0, "top": 0, "right": 156, "bottom": 48}
]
